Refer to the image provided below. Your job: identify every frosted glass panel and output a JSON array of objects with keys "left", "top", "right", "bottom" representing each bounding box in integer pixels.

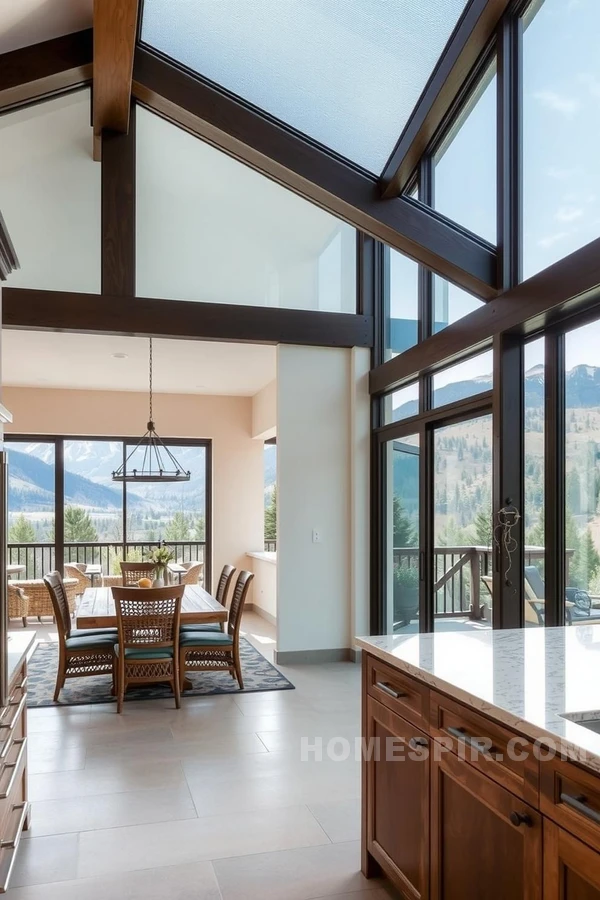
[
  {"left": 142, "top": 0, "right": 470, "bottom": 173},
  {"left": 136, "top": 107, "right": 356, "bottom": 310}
]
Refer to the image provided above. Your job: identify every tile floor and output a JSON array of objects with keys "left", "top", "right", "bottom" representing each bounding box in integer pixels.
[{"left": 9, "top": 613, "right": 393, "bottom": 899}]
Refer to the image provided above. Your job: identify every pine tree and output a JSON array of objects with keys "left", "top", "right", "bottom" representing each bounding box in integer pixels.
[
  {"left": 64, "top": 506, "right": 98, "bottom": 542},
  {"left": 8, "top": 514, "right": 36, "bottom": 543},
  {"left": 264, "top": 488, "right": 277, "bottom": 542},
  {"left": 393, "top": 496, "right": 415, "bottom": 548},
  {"left": 164, "top": 510, "right": 192, "bottom": 541},
  {"left": 193, "top": 516, "right": 206, "bottom": 541},
  {"left": 473, "top": 509, "right": 493, "bottom": 548}
]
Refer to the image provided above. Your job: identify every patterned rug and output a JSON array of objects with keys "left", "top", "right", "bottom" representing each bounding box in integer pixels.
[{"left": 27, "top": 638, "right": 294, "bottom": 708}]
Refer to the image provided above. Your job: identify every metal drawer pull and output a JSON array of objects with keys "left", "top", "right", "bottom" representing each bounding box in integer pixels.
[
  {"left": 560, "top": 792, "right": 600, "bottom": 825},
  {"left": 0, "top": 802, "right": 29, "bottom": 893},
  {"left": 408, "top": 736, "right": 428, "bottom": 751},
  {"left": 375, "top": 681, "right": 406, "bottom": 700},
  {"left": 510, "top": 811, "right": 533, "bottom": 828},
  {"left": 447, "top": 726, "right": 496, "bottom": 754},
  {"left": 0, "top": 694, "right": 26, "bottom": 746},
  {"left": 0, "top": 739, "right": 26, "bottom": 800}
]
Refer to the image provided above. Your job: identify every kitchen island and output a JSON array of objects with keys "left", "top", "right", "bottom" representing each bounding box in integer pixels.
[{"left": 357, "top": 626, "right": 600, "bottom": 900}]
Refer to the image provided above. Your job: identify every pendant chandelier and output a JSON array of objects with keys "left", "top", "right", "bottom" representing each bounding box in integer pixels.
[{"left": 112, "top": 339, "right": 191, "bottom": 484}]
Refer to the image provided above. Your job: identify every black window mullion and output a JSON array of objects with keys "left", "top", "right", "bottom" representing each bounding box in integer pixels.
[
  {"left": 55, "top": 438, "right": 64, "bottom": 576},
  {"left": 544, "top": 332, "right": 565, "bottom": 627},
  {"left": 420, "top": 421, "right": 434, "bottom": 633},
  {"left": 122, "top": 442, "right": 127, "bottom": 560}
]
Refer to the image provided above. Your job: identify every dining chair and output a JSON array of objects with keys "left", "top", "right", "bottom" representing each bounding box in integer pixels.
[
  {"left": 181, "top": 563, "right": 235, "bottom": 634},
  {"left": 179, "top": 570, "right": 254, "bottom": 691},
  {"left": 43, "top": 571, "right": 118, "bottom": 701},
  {"left": 120, "top": 561, "right": 156, "bottom": 585},
  {"left": 112, "top": 585, "right": 184, "bottom": 713}
]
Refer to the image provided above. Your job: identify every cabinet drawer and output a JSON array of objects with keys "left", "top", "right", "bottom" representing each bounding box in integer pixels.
[
  {"left": 0, "top": 801, "right": 29, "bottom": 894},
  {"left": 366, "top": 656, "right": 428, "bottom": 729},
  {"left": 430, "top": 692, "right": 539, "bottom": 804},
  {"left": 541, "top": 756, "right": 600, "bottom": 854}
]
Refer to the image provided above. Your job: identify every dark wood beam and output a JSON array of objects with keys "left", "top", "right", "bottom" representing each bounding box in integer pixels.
[
  {"left": 0, "top": 29, "right": 92, "bottom": 113},
  {"left": 2, "top": 289, "right": 373, "bottom": 349},
  {"left": 93, "top": 0, "right": 139, "bottom": 160},
  {"left": 380, "top": 0, "right": 511, "bottom": 197},
  {"left": 101, "top": 105, "right": 136, "bottom": 295},
  {"left": 132, "top": 47, "right": 498, "bottom": 300},
  {"left": 0, "top": 210, "right": 19, "bottom": 280},
  {"left": 369, "top": 236, "right": 600, "bottom": 394}
]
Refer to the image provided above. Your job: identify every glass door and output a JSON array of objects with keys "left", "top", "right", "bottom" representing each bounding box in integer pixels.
[
  {"left": 432, "top": 414, "right": 493, "bottom": 631},
  {"left": 385, "top": 433, "right": 420, "bottom": 634}
]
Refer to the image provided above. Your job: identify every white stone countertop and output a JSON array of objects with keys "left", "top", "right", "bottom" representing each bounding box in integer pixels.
[
  {"left": 246, "top": 551, "right": 276, "bottom": 565},
  {"left": 7, "top": 630, "right": 36, "bottom": 689},
  {"left": 357, "top": 626, "right": 600, "bottom": 774}
]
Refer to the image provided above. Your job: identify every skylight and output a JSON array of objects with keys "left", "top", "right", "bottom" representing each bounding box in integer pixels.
[{"left": 141, "top": 0, "right": 470, "bottom": 174}]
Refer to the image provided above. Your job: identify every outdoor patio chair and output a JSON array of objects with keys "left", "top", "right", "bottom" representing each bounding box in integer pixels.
[
  {"left": 112, "top": 585, "right": 184, "bottom": 713},
  {"left": 179, "top": 570, "right": 253, "bottom": 690},
  {"left": 524, "top": 566, "right": 600, "bottom": 625},
  {"left": 43, "top": 571, "right": 118, "bottom": 701},
  {"left": 64, "top": 563, "right": 92, "bottom": 596}
]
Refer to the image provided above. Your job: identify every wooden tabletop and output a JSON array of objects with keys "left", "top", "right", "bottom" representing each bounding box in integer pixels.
[{"left": 76, "top": 585, "right": 227, "bottom": 630}]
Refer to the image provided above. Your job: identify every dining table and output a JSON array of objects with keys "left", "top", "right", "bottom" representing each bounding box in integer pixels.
[{"left": 76, "top": 584, "right": 227, "bottom": 630}]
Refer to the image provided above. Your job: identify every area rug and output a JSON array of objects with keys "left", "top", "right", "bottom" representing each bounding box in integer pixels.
[{"left": 27, "top": 638, "right": 294, "bottom": 708}]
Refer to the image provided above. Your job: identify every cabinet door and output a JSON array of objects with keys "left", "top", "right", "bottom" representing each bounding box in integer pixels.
[
  {"left": 364, "top": 695, "right": 429, "bottom": 900},
  {"left": 545, "top": 819, "right": 600, "bottom": 899},
  {"left": 431, "top": 744, "right": 542, "bottom": 900}
]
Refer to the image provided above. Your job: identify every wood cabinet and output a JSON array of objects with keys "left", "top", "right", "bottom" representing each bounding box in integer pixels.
[
  {"left": 361, "top": 651, "right": 600, "bottom": 900},
  {"left": 364, "top": 696, "right": 429, "bottom": 900},
  {"left": 0, "top": 659, "right": 29, "bottom": 894},
  {"left": 544, "top": 821, "right": 600, "bottom": 899},
  {"left": 431, "top": 744, "right": 542, "bottom": 900}
]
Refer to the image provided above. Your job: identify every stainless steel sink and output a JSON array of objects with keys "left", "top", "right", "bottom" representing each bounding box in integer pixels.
[{"left": 561, "top": 711, "right": 600, "bottom": 734}]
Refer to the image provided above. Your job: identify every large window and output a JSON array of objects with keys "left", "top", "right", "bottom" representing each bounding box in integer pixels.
[
  {"left": 523, "top": 339, "right": 545, "bottom": 626},
  {"left": 5, "top": 436, "right": 210, "bottom": 586},
  {"left": 523, "top": 0, "right": 600, "bottom": 279},
  {"left": 385, "top": 434, "right": 420, "bottom": 634},
  {"left": 434, "top": 63, "right": 497, "bottom": 244},
  {"left": 384, "top": 249, "right": 419, "bottom": 361}
]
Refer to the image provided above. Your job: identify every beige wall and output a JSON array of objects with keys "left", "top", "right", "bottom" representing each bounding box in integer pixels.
[
  {"left": 251, "top": 380, "right": 276, "bottom": 440},
  {"left": 3, "top": 386, "right": 265, "bottom": 593}
]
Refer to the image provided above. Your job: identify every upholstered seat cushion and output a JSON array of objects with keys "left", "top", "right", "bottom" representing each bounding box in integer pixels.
[
  {"left": 70, "top": 628, "right": 118, "bottom": 639},
  {"left": 65, "top": 633, "right": 118, "bottom": 651},
  {"left": 179, "top": 631, "right": 233, "bottom": 647},
  {"left": 180, "top": 623, "right": 222, "bottom": 633},
  {"left": 115, "top": 646, "right": 174, "bottom": 660}
]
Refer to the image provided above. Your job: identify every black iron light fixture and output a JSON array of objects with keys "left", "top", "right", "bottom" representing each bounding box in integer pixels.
[{"left": 112, "top": 339, "right": 191, "bottom": 483}]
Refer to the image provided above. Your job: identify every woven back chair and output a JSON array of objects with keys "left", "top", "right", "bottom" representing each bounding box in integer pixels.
[
  {"left": 44, "top": 571, "right": 117, "bottom": 701},
  {"left": 112, "top": 585, "right": 184, "bottom": 713},
  {"left": 180, "top": 562, "right": 203, "bottom": 586},
  {"left": 179, "top": 570, "right": 254, "bottom": 690},
  {"left": 64, "top": 563, "right": 92, "bottom": 596},
  {"left": 120, "top": 561, "right": 156, "bottom": 586},
  {"left": 7, "top": 584, "right": 29, "bottom": 628},
  {"left": 215, "top": 564, "right": 236, "bottom": 608}
]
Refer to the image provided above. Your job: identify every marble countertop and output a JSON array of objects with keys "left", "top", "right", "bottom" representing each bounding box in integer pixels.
[
  {"left": 357, "top": 626, "right": 600, "bottom": 774},
  {"left": 7, "top": 631, "right": 36, "bottom": 689},
  {"left": 246, "top": 551, "right": 276, "bottom": 565}
]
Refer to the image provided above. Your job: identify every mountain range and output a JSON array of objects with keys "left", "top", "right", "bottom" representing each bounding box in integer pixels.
[{"left": 392, "top": 363, "right": 597, "bottom": 421}]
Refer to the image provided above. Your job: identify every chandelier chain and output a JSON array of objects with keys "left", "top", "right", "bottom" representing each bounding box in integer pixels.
[{"left": 149, "top": 338, "right": 153, "bottom": 423}]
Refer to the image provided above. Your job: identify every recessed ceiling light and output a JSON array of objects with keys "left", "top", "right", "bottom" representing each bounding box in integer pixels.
[{"left": 112, "top": 353, "right": 128, "bottom": 359}]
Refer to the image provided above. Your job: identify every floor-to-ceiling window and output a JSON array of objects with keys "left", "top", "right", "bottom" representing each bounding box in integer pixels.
[{"left": 5, "top": 436, "right": 210, "bottom": 586}]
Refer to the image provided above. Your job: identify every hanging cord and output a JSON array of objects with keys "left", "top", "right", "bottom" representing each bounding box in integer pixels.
[
  {"left": 148, "top": 337, "right": 153, "bottom": 428},
  {"left": 493, "top": 505, "right": 521, "bottom": 586}
]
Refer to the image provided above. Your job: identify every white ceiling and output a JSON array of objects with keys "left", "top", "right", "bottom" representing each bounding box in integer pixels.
[
  {"left": 1, "top": 331, "right": 276, "bottom": 397},
  {"left": 0, "top": 0, "right": 92, "bottom": 55}
]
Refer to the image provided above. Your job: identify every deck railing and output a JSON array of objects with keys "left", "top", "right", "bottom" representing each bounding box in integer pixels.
[{"left": 8, "top": 541, "right": 206, "bottom": 581}]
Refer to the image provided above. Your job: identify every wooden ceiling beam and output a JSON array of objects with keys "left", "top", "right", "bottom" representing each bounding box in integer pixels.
[
  {"left": 379, "top": 0, "right": 511, "bottom": 198},
  {"left": 0, "top": 29, "right": 92, "bottom": 113},
  {"left": 92, "top": 0, "right": 139, "bottom": 161},
  {"left": 132, "top": 48, "right": 498, "bottom": 300},
  {"left": 2, "top": 288, "right": 373, "bottom": 349},
  {"left": 369, "top": 237, "right": 600, "bottom": 395}
]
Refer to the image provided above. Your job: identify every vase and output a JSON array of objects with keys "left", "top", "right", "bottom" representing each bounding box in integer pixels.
[{"left": 152, "top": 570, "right": 165, "bottom": 588}]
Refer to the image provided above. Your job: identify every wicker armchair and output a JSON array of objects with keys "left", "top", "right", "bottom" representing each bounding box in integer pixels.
[
  {"left": 64, "top": 563, "right": 92, "bottom": 596},
  {"left": 7, "top": 584, "right": 29, "bottom": 628},
  {"left": 18, "top": 577, "right": 78, "bottom": 621},
  {"left": 180, "top": 562, "right": 204, "bottom": 586}
]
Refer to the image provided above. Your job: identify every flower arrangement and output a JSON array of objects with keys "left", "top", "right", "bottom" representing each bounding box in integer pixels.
[{"left": 145, "top": 545, "right": 174, "bottom": 580}]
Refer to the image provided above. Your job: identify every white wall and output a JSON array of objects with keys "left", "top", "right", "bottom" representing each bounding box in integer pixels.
[
  {"left": 276, "top": 345, "right": 369, "bottom": 657},
  {"left": 246, "top": 553, "right": 277, "bottom": 621},
  {"left": 0, "top": 91, "right": 100, "bottom": 293},
  {"left": 251, "top": 380, "right": 277, "bottom": 440}
]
